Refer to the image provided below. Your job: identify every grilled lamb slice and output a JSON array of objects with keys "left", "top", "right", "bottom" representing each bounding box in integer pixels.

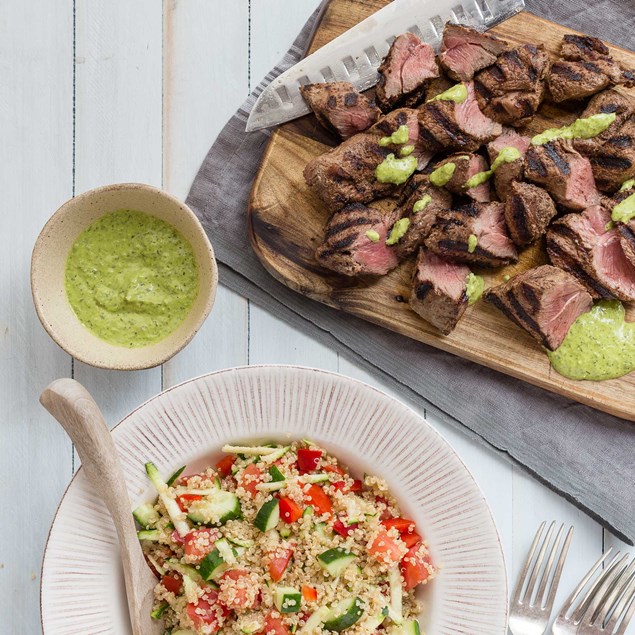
[
  {"left": 546, "top": 205, "right": 635, "bottom": 301},
  {"left": 376, "top": 33, "right": 439, "bottom": 111},
  {"left": 432, "top": 153, "right": 491, "bottom": 202},
  {"left": 484, "top": 265, "right": 593, "bottom": 350},
  {"left": 573, "top": 90, "right": 635, "bottom": 192},
  {"left": 547, "top": 35, "right": 635, "bottom": 103},
  {"left": 410, "top": 249, "right": 470, "bottom": 335},
  {"left": 425, "top": 75, "right": 455, "bottom": 100},
  {"left": 300, "top": 82, "right": 381, "bottom": 139},
  {"left": 370, "top": 108, "right": 434, "bottom": 170},
  {"left": 391, "top": 175, "right": 453, "bottom": 259},
  {"left": 304, "top": 134, "right": 395, "bottom": 212},
  {"left": 418, "top": 81, "right": 502, "bottom": 153},
  {"left": 438, "top": 24, "right": 508, "bottom": 82},
  {"left": 619, "top": 221, "right": 635, "bottom": 268},
  {"left": 316, "top": 204, "right": 399, "bottom": 276},
  {"left": 487, "top": 128, "right": 531, "bottom": 200},
  {"left": 504, "top": 182, "right": 557, "bottom": 247},
  {"left": 425, "top": 201, "right": 518, "bottom": 267},
  {"left": 474, "top": 44, "right": 549, "bottom": 127},
  {"left": 524, "top": 140, "right": 600, "bottom": 210}
]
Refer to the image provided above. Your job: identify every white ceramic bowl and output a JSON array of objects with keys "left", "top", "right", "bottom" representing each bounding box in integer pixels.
[{"left": 40, "top": 366, "right": 508, "bottom": 634}]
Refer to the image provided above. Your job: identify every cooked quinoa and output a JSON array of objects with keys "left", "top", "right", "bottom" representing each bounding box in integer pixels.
[{"left": 135, "top": 442, "right": 437, "bottom": 635}]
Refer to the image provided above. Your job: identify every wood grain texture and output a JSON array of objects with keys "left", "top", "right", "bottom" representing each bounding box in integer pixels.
[{"left": 248, "top": 6, "right": 635, "bottom": 421}]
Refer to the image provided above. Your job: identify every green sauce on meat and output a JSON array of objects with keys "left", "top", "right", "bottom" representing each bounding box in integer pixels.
[
  {"left": 467, "top": 234, "right": 478, "bottom": 253},
  {"left": 429, "top": 162, "right": 456, "bottom": 187},
  {"left": 365, "top": 230, "right": 380, "bottom": 242},
  {"left": 531, "top": 112, "right": 616, "bottom": 146},
  {"left": 465, "top": 273, "right": 484, "bottom": 305},
  {"left": 412, "top": 195, "right": 432, "bottom": 213},
  {"left": 619, "top": 178, "right": 635, "bottom": 192},
  {"left": 375, "top": 153, "right": 418, "bottom": 185},
  {"left": 399, "top": 145, "right": 415, "bottom": 157},
  {"left": 379, "top": 124, "right": 410, "bottom": 147},
  {"left": 65, "top": 209, "right": 199, "bottom": 348},
  {"left": 464, "top": 146, "right": 522, "bottom": 189},
  {"left": 547, "top": 301, "right": 635, "bottom": 380},
  {"left": 427, "top": 83, "right": 468, "bottom": 104},
  {"left": 612, "top": 192, "right": 635, "bottom": 224},
  {"left": 386, "top": 218, "right": 410, "bottom": 245}
]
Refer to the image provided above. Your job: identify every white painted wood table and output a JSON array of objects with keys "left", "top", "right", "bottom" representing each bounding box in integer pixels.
[{"left": 0, "top": 1, "right": 632, "bottom": 633}]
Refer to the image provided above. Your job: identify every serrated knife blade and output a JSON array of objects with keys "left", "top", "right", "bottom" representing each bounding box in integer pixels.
[{"left": 246, "top": 0, "right": 525, "bottom": 132}]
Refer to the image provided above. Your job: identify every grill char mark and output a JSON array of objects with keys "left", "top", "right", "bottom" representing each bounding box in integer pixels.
[{"left": 543, "top": 142, "right": 571, "bottom": 175}]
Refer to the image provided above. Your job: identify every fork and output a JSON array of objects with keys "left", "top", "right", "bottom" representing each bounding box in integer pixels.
[
  {"left": 509, "top": 521, "right": 574, "bottom": 635},
  {"left": 552, "top": 548, "right": 635, "bottom": 635}
]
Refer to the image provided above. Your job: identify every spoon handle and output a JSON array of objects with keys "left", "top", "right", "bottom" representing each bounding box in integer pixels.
[{"left": 40, "top": 378, "right": 148, "bottom": 635}]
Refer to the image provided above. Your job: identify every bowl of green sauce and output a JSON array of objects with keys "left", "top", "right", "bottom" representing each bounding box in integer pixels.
[{"left": 31, "top": 183, "right": 217, "bottom": 369}]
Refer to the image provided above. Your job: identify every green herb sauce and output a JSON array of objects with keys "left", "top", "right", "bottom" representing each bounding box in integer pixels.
[
  {"left": 548, "top": 301, "right": 635, "bottom": 380},
  {"left": 620, "top": 178, "right": 635, "bottom": 192},
  {"left": 427, "top": 83, "right": 468, "bottom": 104},
  {"left": 612, "top": 192, "right": 635, "bottom": 224},
  {"left": 379, "top": 124, "right": 410, "bottom": 147},
  {"left": 531, "top": 112, "right": 616, "bottom": 146},
  {"left": 412, "top": 195, "right": 432, "bottom": 213},
  {"left": 386, "top": 218, "right": 410, "bottom": 245},
  {"left": 467, "top": 234, "right": 478, "bottom": 253},
  {"left": 65, "top": 209, "right": 199, "bottom": 348},
  {"left": 365, "top": 229, "right": 380, "bottom": 242},
  {"left": 429, "top": 162, "right": 456, "bottom": 187},
  {"left": 464, "top": 146, "right": 522, "bottom": 189},
  {"left": 375, "top": 153, "right": 418, "bottom": 185},
  {"left": 465, "top": 273, "right": 484, "bottom": 305},
  {"left": 399, "top": 145, "right": 415, "bottom": 157}
]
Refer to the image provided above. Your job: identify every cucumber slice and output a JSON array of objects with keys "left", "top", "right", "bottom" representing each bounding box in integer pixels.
[
  {"left": 166, "top": 465, "right": 186, "bottom": 487},
  {"left": 145, "top": 462, "right": 190, "bottom": 537},
  {"left": 182, "top": 574, "right": 200, "bottom": 603},
  {"left": 297, "top": 606, "right": 330, "bottom": 634},
  {"left": 150, "top": 601, "right": 169, "bottom": 619},
  {"left": 269, "top": 465, "right": 286, "bottom": 482},
  {"left": 215, "top": 538, "right": 237, "bottom": 565},
  {"left": 396, "top": 620, "right": 421, "bottom": 635},
  {"left": 187, "top": 490, "right": 241, "bottom": 525},
  {"left": 274, "top": 586, "right": 302, "bottom": 613},
  {"left": 146, "top": 553, "right": 166, "bottom": 576},
  {"left": 365, "top": 610, "right": 388, "bottom": 631},
  {"left": 302, "top": 506, "right": 314, "bottom": 518},
  {"left": 314, "top": 522, "right": 331, "bottom": 544},
  {"left": 279, "top": 526, "right": 292, "bottom": 539},
  {"left": 260, "top": 446, "right": 290, "bottom": 464},
  {"left": 199, "top": 547, "right": 229, "bottom": 581},
  {"left": 256, "top": 481, "right": 286, "bottom": 492},
  {"left": 132, "top": 502, "right": 159, "bottom": 528},
  {"left": 388, "top": 565, "right": 403, "bottom": 624},
  {"left": 165, "top": 560, "right": 204, "bottom": 584},
  {"left": 238, "top": 615, "right": 265, "bottom": 634},
  {"left": 228, "top": 536, "right": 255, "bottom": 548},
  {"left": 317, "top": 548, "right": 356, "bottom": 576},
  {"left": 323, "top": 597, "right": 364, "bottom": 632},
  {"left": 172, "top": 629, "right": 197, "bottom": 635},
  {"left": 254, "top": 498, "right": 280, "bottom": 532},
  {"left": 222, "top": 445, "right": 281, "bottom": 456},
  {"left": 137, "top": 529, "right": 160, "bottom": 542},
  {"left": 300, "top": 473, "right": 329, "bottom": 484}
]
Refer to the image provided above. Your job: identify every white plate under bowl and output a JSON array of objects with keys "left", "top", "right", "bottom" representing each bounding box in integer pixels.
[{"left": 41, "top": 365, "right": 508, "bottom": 634}]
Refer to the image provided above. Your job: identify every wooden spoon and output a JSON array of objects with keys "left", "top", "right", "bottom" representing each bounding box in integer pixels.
[{"left": 40, "top": 378, "right": 163, "bottom": 635}]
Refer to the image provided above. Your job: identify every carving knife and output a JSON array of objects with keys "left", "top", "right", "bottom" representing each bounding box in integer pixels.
[{"left": 245, "top": 0, "right": 525, "bottom": 132}]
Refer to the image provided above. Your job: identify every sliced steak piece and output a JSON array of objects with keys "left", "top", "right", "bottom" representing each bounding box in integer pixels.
[
  {"left": 425, "top": 75, "right": 455, "bottom": 100},
  {"left": 504, "top": 182, "right": 557, "bottom": 246},
  {"left": 425, "top": 201, "right": 518, "bottom": 267},
  {"left": 300, "top": 82, "right": 381, "bottom": 139},
  {"left": 316, "top": 203, "right": 399, "bottom": 276},
  {"left": 619, "top": 220, "right": 635, "bottom": 267},
  {"left": 546, "top": 205, "right": 635, "bottom": 301},
  {"left": 547, "top": 35, "right": 635, "bottom": 103},
  {"left": 484, "top": 265, "right": 593, "bottom": 350},
  {"left": 487, "top": 127, "right": 531, "bottom": 200},
  {"left": 474, "top": 44, "right": 549, "bottom": 127},
  {"left": 370, "top": 108, "right": 434, "bottom": 170},
  {"left": 573, "top": 90, "right": 635, "bottom": 192},
  {"left": 438, "top": 24, "right": 508, "bottom": 82},
  {"left": 391, "top": 175, "right": 453, "bottom": 259},
  {"left": 418, "top": 81, "right": 502, "bottom": 153},
  {"left": 432, "top": 153, "right": 490, "bottom": 202},
  {"left": 376, "top": 33, "right": 439, "bottom": 111},
  {"left": 410, "top": 249, "right": 470, "bottom": 335},
  {"left": 524, "top": 139, "right": 600, "bottom": 210},
  {"left": 304, "top": 134, "right": 395, "bottom": 212}
]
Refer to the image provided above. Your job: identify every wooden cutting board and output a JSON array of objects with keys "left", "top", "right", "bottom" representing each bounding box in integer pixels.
[{"left": 247, "top": 1, "right": 635, "bottom": 421}]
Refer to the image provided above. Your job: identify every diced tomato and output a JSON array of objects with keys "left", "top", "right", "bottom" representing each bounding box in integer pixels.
[
  {"left": 333, "top": 479, "right": 363, "bottom": 495},
  {"left": 184, "top": 528, "right": 219, "bottom": 560},
  {"left": 323, "top": 464, "right": 346, "bottom": 476},
  {"left": 176, "top": 493, "right": 203, "bottom": 512},
  {"left": 301, "top": 585, "right": 318, "bottom": 602},
  {"left": 349, "top": 479, "right": 363, "bottom": 493},
  {"left": 263, "top": 613, "right": 291, "bottom": 635},
  {"left": 402, "top": 532, "right": 422, "bottom": 549},
  {"left": 279, "top": 496, "right": 303, "bottom": 524},
  {"left": 186, "top": 588, "right": 230, "bottom": 632},
  {"left": 297, "top": 448, "right": 323, "bottom": 473},
  {"left": 238, "top": 463, "right": 263, "bottom": 496},
  {"left": 161, "top": 572, "right": 183, "bottom": 595},
  {"left": 375, "top": 496, "right": 392, "bottom": 521},
  {"left": 219, "top": 569, "right": 259, "bottom": 609},
  {"left": 332, "top": 481, "right": 346, "bottom": 492},
  {"left": 305, "top": 485, "right": 332, "bottom": 517},
  {"left": 333, "top": 519, "right": 358, "bottom": 537},
  {"left": 400, "top": 546, "right": 434, "bottom": 591},
  {"left": 369, "top": 526, "right": 405, "bottom": 565},
  {"left": 171, "top": 529, "right": 185, "bottom": 545},
  {"left": 382, "top": 518, "right": 416, "bottom": 534},
  {"left": 216, "top": 454, "right": 236, "bottom": 477},
  {"left": 268, "top": 546, "right": 294, "bottom": 582}
]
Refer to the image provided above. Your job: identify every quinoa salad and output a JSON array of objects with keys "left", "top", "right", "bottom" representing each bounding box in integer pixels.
[{"left": 135, "top": 442, "right": 437, "bottom": 635}]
